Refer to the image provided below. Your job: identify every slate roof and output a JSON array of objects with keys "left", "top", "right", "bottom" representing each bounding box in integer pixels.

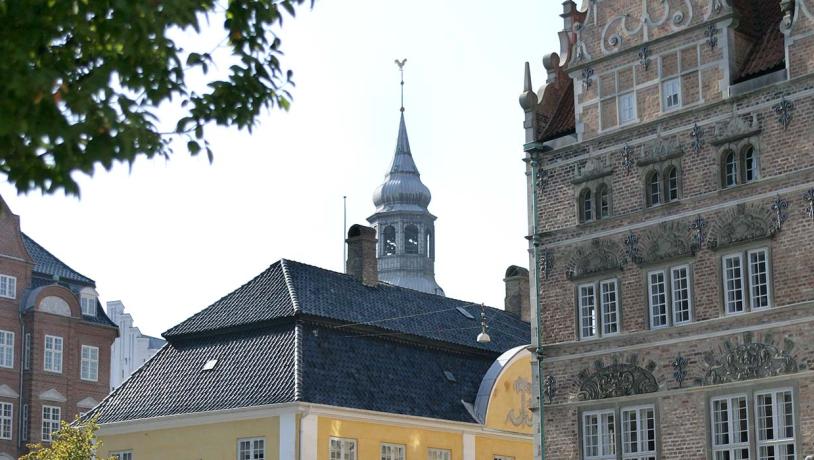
[
  {"left": 21, "top": 233, "right": 95, "bottom": 285},
  {"left": 164, "top": 259, "right": 530, "bottom": 354},
  {"left": 91, "top": 258, "right": 531, "bottom": 425}
]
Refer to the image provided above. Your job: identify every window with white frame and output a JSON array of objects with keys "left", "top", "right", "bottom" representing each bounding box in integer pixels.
[
  {"left": 80, "top": 294, "right": 96, "bottom": 316},
  {"left": 24, "top": 333, "right": 30, "bottom": 370},
  {"left": 647, "top": 265, "right": 693, "bottom": 329},
  {"left": 381, "top": 443, "right": 405, "bottom": 460},
  {"left": 80, "top": 345, "right": 99, "bottom": 381},
  {"left": 583, "top": 410, "right": 617, "bottom": 459},
  {"left": 428, "top": 448, "right": 451, "bottom": 460},
  {"left": 621, "top": 406, "right": 657, "bottom": 460},
  {"left": 0, "top": 402, "right": 11, "bottom": 440},
  {"left": 722, "top": 248, "right": 772, "bottom": 315},
  {"left": 711, "top": 390, "right": 796, "bottom": 460},
  {"left": 662, "top": 78, "right": 681, "bottom": 110},
  {"left": 756, "top": 389, "right": 795, "bottom": 459},
  {"left": 44, "top": 335, "right": 63, "bottom": 373},
  {"left": 111, "top": 452, "right": 133, "bottom": 460},
  {"left": 0, "top": 330, "right": 13, "bottom": 368},
  {"left": 583, "top": 405, "right": 658, "bottom": 460},
  {"left": 41, "top": 405, "right": 60, "bottom": 441},
  {"left": 0, "top": 275, "right": 16, "bottom": 299},
  {"left": 330, "top": 437, "right": 357, "bottom": 460},
  {"left": 578, "top": 279, "right": 620, "bottom": 339},
  {"left": 618, "top": 92, "right": 636, "bottom": 125},
  {"left": 238, "top": 437, "right": 264, "bottom": 460}
]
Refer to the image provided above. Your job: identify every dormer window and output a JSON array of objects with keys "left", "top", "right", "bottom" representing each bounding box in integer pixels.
[{"left": 79, "top": 288, "right": 97, "bottom": 316}]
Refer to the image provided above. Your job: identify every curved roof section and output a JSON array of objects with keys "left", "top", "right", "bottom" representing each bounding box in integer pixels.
[
  {"left": 22, "top": 233, "right": 94, "bottom": 285},
  {"left": 372, "top": 114, "right": 432, "bottom": 213},
  {"left": 473, "top": 345, "right": 528, "bottom": 424}
]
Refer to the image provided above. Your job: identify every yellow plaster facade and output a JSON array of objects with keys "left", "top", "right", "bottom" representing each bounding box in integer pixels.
[{"left": 483, "top": 349, "right": 534, "bottom": 435}]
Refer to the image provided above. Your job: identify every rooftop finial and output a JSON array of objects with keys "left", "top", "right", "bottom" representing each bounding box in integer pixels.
[{"left": 394, "top": 58, "right": 407, "bottom": 112}]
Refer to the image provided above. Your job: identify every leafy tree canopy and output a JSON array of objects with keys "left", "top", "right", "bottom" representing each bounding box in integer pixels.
[
  {"left": 0, "top": 0, "right": 309, "bottom": 195},
  {"left": 21, "top": 417, "right": 111, "bottom": 460}
]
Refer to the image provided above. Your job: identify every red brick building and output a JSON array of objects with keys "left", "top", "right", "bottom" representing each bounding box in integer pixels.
[
  {"left": 0, "top": 195, "right": 117, "bottom": 458},
  {"left": 522, "top": 1, "right": 814, "bottom": 458}
]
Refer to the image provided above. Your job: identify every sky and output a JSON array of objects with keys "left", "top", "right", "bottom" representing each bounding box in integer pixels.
[{"left": 0, "top": 1, "right": 561, "bottom": 337}]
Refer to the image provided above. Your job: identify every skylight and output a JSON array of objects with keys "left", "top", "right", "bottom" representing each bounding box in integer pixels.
[
  {"left": 443, "top": 370, "right": 456, "bottom": 382},
  {"left": 202, "top": 359, "right": 218, "bottom": 371},
  {"left": 455, "top": 306, "right": 475, "bottom": 320}
]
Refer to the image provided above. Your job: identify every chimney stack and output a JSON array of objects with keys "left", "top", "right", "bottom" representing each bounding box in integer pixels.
[
  {"left": 504, "top": 265, "right": 531, "bottom": 322},
  {"left": 346, "top": 224, "right": 379, "bottom": 286}
]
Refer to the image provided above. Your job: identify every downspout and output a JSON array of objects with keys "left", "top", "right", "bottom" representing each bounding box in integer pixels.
[{"left": 529, "top": 154, "right": 545, "bottom": 460}]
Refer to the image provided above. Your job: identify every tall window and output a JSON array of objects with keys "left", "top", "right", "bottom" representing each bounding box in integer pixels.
[
  {"left": 744, "top": 146, "right": 756, "bottom": 182},
  {"left": 381, "top": 443, "right": 405, "bottom": 460},
  {"left": 756, "top": 389, "right": 795, "bottom": 459},
  {"left": 22, "top": 404, "right": 28, "bottom": 441},
  {"left": 598, "top": 185, "right": 610, "bottom": 219},
  {"left": 622, "top": 406, "right": 657, "bottom": 460},
  {"left": 724, "top": 151, "right": 738, "bottom": 188},
  {"left": 711, "top": 390, "right": 795, "bottom": 460},
  {"left": 44, "top": 335, "right": 63, "bottom": 373},
  {"left": 722, "top": 248, "right": 771, "bottom": 315},
  {"left": 0, "top": 275, "right": 16, "bottom": 299},
  {"left": 721, "top": 145, "right": 759, "bottom": 188},
  {"left": 428, "top": 448, "right": 451, "bottom": 460},
  {"left": 580, "top": 189, "right": 593, "bottom": 223},
  {"left": 330, "top": 437, "right": 357, "bottom": 460},
  {"left": 238, "top": 437, "right": 265, "bottom": 460},
  {"left": 41, "top": 405, "right": 60, "bottom": 441},
  {"left": 24, "top": 333, "right": 30, "bottom": 370},
  {"left": 665, "top": 167, "right": 679, "bottom": 202},
  {"left": 583, "top": 405, "right": 658, "bottom": 460},
  {"left": 583, "top": 410, "right": 616, "bottom": 459},
  {"left": 647, "top": 172, "right": 661, "bottom": 207},
  {"left": 81, "top": 345, "right": 99, "bottom": 381},
  {"left": 618, "top": 92, "right": 636, "bottom": 125},
  {"left": 404, "top": 225, "right": 419, "bottom": 255},
  {"left": 0, "top": 331, "right": 13, "bottom": 368},
  {"left": 648, "top": 265, "right": 693, "bottom": 329},
  {"left": 383, "top": 226, "right": 397, "bottom": 256},
  {"left": 662, "top": 78, "right": 681, "bottom": 110},
  {"left": 578, "top": 279, "right": 619, "bottom": 339},
  {"left": 0, "top": 402, "right": 11, "bottom": 440}
]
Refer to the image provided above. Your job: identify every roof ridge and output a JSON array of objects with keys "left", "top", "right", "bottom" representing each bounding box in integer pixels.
[{"left": 279, "top": 258, "right": 301, "bottom": 313}]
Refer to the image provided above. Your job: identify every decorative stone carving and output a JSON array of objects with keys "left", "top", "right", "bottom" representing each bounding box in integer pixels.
[
  {"left": 638, "top": 47, "right": 650, "bottom": 70},
  {"left": 702, "top": 332, "right": 799, "bottom": 385},
  {"left": 690, "top": 123, "right": 704, "bottom": 154},
  {"left": 577, "top": 355, "right": 658, "bottom": 401},
  {"left": 770, "top": 195, "right": 789, "bottom": 232},
  {"left": 707, "top": 203, "right": 774, "bottom": 250},
  {"left": 637, "top": 135, "right": 684, "bottom": 167},
  {"left": 621, "top": 144, "right": 635, "bottom": 173},
  {"left": 566, "top": 239, "right": 625, "bottom": 281},
  {"left": 506, "top": 377, "right": 533, "bottom": 427},
  {"left": 773, "top": 96, "right": 794, "bottom": 130},
  {"left": 600, "top": 0, "right": 694, "bottom": 55},
  {"left": 710, "top": 114, "right": 761, "bottom": 146},
  {"left": 582, "top": 66, "right": 594, "bottom": 89},
  {"left": 573, "top": 156, "right": 612, "bottom": 184},
  {"left": 705, "top": 23, "right": 718, "bottom": 49},
  {"left": 623, "top": 232, "right": 640, "bottom": 264},
  {"left": 804, "top": 189, "right": 814, "bottom": 221},
  {"left": 637, "top": 222, "right": 695, "bottom": 265},
  {"left": 542, "top": 249, "right": 554, "bottom": 280},
  {"left": 535, "top": 166, "right": 548, "bottom": 193},
  {"left": 672, "top": 355, "right": 688, "bottom": 388},
  {"left": 543, "top": 375, "right": 557, "bottom": 404},
  {"left": 689, "top": 215, "right": 708, "bottom": 249}
]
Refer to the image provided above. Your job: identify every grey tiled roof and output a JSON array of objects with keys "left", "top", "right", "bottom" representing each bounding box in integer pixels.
[
  {"left": 21, "top": 233, "right": 95, "bottom": 285},
  {"left": 165, "top": 259, "right": 530, "bottom": 353},
  {"left": 92, "top": 325, "right": 295, "bottom": 424}
]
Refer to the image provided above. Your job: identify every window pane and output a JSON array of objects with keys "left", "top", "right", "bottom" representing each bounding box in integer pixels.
[
  {"left": 671, "top": 266, "right": 691, "bottom": 324},
  {"left": 619, "top": 93, "right": 635, "bottom": 124},
  {"left": 667, "top": 168, "right": 679, "bottom": 201},
  {"left": 723, "top": 255, "right": 745, "bottom": 314},
  {"left": 663, "top": 78, "right": 681, "bottom": 109},
  {"left": 648, "top": 173, "right": 661, "bottom": 206},
  {"left": 582, "top": 190, "right": 593, "bottom": 222},
  {"left": 744, "top": 147, "right": 756, "bottom": 182},
  {"left": 599, "top": 188, "right": 610, "bottom": 218},
  {"left": 600, "top": 280, "right": 618, "bottom": 335},
  {"left": 648, "top": 272, "right": 668, "bottom": 328},
  {"left": 748, "top": 250, "right": 770, "bottom": 309},
  {"left": 725, "top": 152, "right": 738, "bottom": 187},
  {"left": 580, "top": 285, "right": 597, "bottom": 338}
]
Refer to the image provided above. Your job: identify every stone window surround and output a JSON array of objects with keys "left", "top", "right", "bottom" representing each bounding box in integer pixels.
[
  {"left": 598, "top": 65, "right": 639, "bottom": 131},
  {"left": 575, "top": 274, "right": 623, "bottom": 341},
  {"left": 717, "top": 141, "right": 761, "bottom": 190},
  {"left": 575, "top": 179, "right": 614, "bottom": 224},
  {"left": 578, "top": 401, "right": 661, "bottom": 460},
  {"left": 717, "top": 243, "right": 774, "bottom": 316},
  {"left": 704, "top": 384, "right": 800, "bottom": 459},
  {"left": 639, "top": 159, "right": 684, "bottom": 209},
  {"left": 644, "top": 261, "right": 695, "bottom": 330}
]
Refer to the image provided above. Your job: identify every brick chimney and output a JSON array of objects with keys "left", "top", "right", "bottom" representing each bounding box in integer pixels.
[
  {"left": 504, "top": 265, "right": 530, "bottom": 322},
  {"left": 346, "top": 224, "right": 379, "bottom": 286}
]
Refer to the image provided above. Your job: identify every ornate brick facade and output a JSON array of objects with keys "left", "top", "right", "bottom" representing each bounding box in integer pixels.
[
  {"left": 522, "top": 1, "right": 814, "bottom": 458},
  {"left": 0, "top": 195, "right": 116, "bottom": 458}
]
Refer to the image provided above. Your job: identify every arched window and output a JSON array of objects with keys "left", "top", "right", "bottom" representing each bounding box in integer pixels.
[
  {"left": 742, "top": 145, "right": 756, "bottom": 183},
  {"left": 723, "top": 151, "right": 738, "bottom": 188},
  {"left": 404, "top": 225, "right": 419, "bottom": 254},
  {"left": 579, "top": 189, "right": 593, "bottom": 223},
  {"left": 647, "top": 172, "right": 661, "bottom": 207},
  {"left": 425, "top": 231, "right": 433, "bottom": 259},
  {"left": 383, "top": 226, "right": 397, "bottom": 256},
  {"left": 597, "top": 185, "right": 610, "bottom": 219},
  {"left": 665, "top": 167, "right": 679, "bottom": 202}
]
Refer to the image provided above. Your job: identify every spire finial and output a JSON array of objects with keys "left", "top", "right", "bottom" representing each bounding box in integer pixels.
[{"left": 394, "top": 58, "right": 407, "bottom": 112}]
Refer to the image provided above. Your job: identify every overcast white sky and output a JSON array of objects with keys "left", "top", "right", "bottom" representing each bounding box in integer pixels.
[{"left": 0, "top": 1, "right": 560, "bottom": 337}]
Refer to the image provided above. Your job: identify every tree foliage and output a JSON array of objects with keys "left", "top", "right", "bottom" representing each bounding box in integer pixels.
[
  {"left": 21, "top": 417, "right": 111, "bottom": 460},
  {"left": 0, "top": 0, "right": 310, "bottom": 195}
]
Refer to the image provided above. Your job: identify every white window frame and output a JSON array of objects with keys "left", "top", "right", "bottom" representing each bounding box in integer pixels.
[
  {"left": 44, "top": 335, "right": 63, "bottom": 373},
  {"left": 722, "top": 253, "right": 746, "bottom": 315},
  {"left": 0, "top": 330, "right": 13, "bottom": 369},
  {"left": 747, "top": 248, "right": 772, "bottom": 310},
  {"left": 329, "top": 437, "right": 357, "bottom": 460},
  {"left": 80, "top": 295, "right": 96, "bottom": 316},
  {"left": 237, "top": 437, "right": 265, "bottom": 460},
  {"left": 722, "top": 248, "right": 772, "bottom": 315},
  {"left": 755, "top": 388, "right": 796, "bottom": 460},
  {"left": 578, "top": 278, "right": 620, "bottom": 340},
  {"left": 0, "top": 275, "right": 16, "bottom": 300},
  {"left": 661, "top": 77, "right": 681, "bottom": 111},
  {"left": 494, "top": 457, "right": 516, "bottom": 460},
  {"left": 618, "top": 92, "right": 636, "bottom": 125},
  {"left": 111, "top": 451, "right": 133, "bottom": 460},
  {"left": 711, "top": 394, "right": 750, "bottom": 459},
  {"left": 428, "top": 448, "right": 451, "bottom": 460},
  {"left": 647, "top": 270, "right": 668, "bottom": 329},
  {"left": 41, "top": 405, "right": 60, "bottom": 442},
  {"left": 381, "top": 443, "right": 405, "bottom": 460},
  {"left": 670, "top": 265, "right": 693, "bottom": 325},
  {"left": 0, "top": 402, "right": 12, "bottom": 440},
  {"left": 80, "top": 345, "right": 99, "bottom": 382},
  {"left": 621, "top": 405, "right": 657, "bottom": 460},
  {"left": 648, "top": 265, "right": 694, "bottom": 329},
  {"left": 600, "top": 279, "right": 619, "bottom": 336},
  {"left": 579, "top": 283, "right": 598, "bottom": 339},
  {"left": 582, "top": 409, "right": 617, "bottom": 460}
]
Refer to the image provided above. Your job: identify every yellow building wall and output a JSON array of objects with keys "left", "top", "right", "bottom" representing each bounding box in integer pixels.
[
  {"left": 317, "top": 417, "right": 462, "bottom": 460},
  {"left": 99, "top": 417, "right": 281, "bottom": 460},
  {"left": 484, "top": 349, "right": 534, "bottom": 435},
  {"left": 475, "top": 435, "right": 533, "bottom": 460}
]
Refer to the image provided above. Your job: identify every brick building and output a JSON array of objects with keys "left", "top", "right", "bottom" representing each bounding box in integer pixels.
[
  {"left": 521, "top": 1, "right": 814, "bottom": 458},
  {"left": 0, "top": 195, "right": 117, "bottom": 458}
]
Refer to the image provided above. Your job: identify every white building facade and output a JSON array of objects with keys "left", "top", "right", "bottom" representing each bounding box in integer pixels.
[{"left": 106, "top": 301, "right": 165, "bottom": 390}]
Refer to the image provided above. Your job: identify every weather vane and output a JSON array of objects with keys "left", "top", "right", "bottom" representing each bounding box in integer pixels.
[{"left": 394, "top": 58, "right": 407, "bottom": 112}]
